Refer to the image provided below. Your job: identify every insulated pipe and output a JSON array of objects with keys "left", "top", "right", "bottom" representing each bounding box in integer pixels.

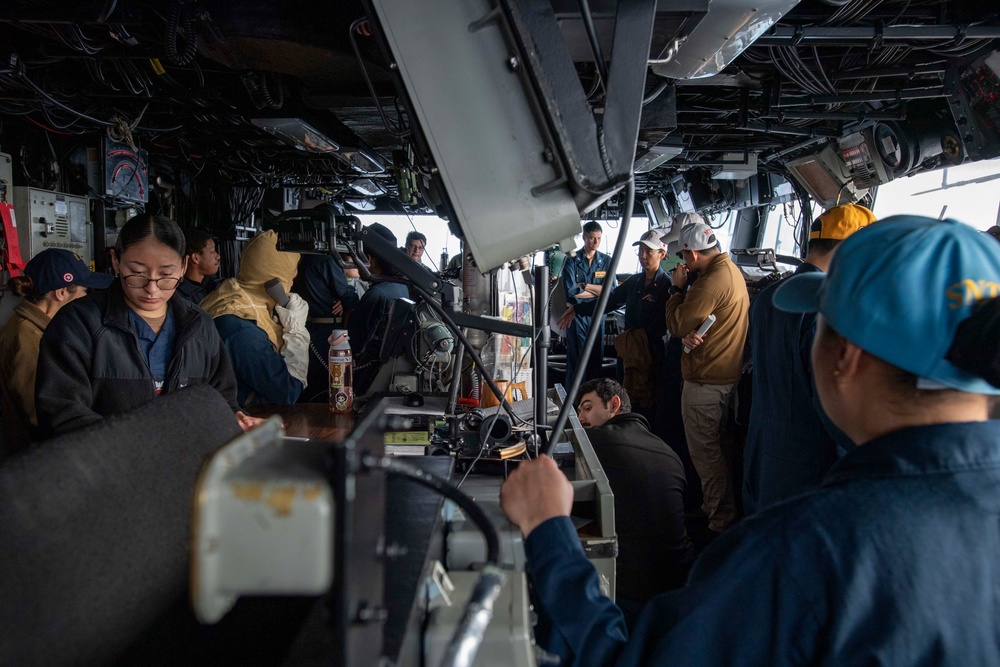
[
  {"left": 756, "top": 24, "right": 1000, "bottom": 45},
  {"left": 777, "top": 87, "right": 948, "bottom": 106},
  {"left": 533, "top": 264, "right": 550, "bottom": 446}
]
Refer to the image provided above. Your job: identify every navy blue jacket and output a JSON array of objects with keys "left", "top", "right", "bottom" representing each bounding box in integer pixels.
[
  {"left": 36, "top": 283, "right": 238, "bottom": 437},
  {"left": 743, "top": 263, "right": 850, "bottom": 514},
  {"left": 562, "top": 250, "right": 612, "bottom": 381},
  {"left": 347, "top": 281, "right": 409, "bottom": 360},
  {"left": 175, "top": 276, "right": 218, "bottom": 305},
  {"left": 562, "top": 250, "right": 613, "bottom": 308},
  {"left": 526, "top": 420, "right": 1000, "bottom": 666},
  {"left": 214, "top": 314, "right": 303, "bottom": 406},
  {"left": 292, "top": 255, "right": 360, "bottom": 320},
  {"left": 574, "top": 269, "right": 670, "bottom": 362},
  {"left": 293, "top": 255, "right": 361, "bottom": 400}
]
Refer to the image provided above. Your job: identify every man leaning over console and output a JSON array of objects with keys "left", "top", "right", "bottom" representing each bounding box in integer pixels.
[{"left": 574, "top": 378, "right": 692, "bottom": 627}]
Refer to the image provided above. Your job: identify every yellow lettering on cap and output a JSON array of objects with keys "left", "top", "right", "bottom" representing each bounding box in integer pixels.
[
  {"left": 945, "top": 279, "right": 1000, "bottom": 309},
  {"left": 963, "top": 279, "right": 984, "bottom": 303},
  {"left": 946, "top": 282, "right": 964, "bottom": 309}
]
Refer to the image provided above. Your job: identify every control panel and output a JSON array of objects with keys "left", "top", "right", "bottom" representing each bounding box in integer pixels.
[
  {"left": 12, "top": 187, "right": 93, "bottom": 264},
  {"left": 0, "top": 152, "right": 12, "bottom": 203},
  {"left": 947, "top": 50, "right": 1000, "bottom": 162}
]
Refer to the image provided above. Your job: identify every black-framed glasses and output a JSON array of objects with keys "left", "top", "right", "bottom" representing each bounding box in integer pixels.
[{"left": 121, "top": 274, "right": 182, "bottom": 290}]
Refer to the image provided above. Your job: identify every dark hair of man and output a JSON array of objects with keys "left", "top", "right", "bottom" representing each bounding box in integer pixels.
[
  {"left": 185, "top": 228, "right": 216, "bottom": 257},
  {"left": 700, "top": 243, "right": 722, "bottom": 256},
  {"left": 405, "top": 231, "right": 427, "bottom": 246},
  {"left": 366, "top": 248, "right": 405, "bottom": 279},
  {"left": 577, "top": 377, "right": 632, "bottom": 414},
  {"left": 947, "top": 296, "right": 1000, "bottom": 390},
  {"left": 808, "top": 238, "right": 841, "bottom": 256},
  {"left": 582, "top": 220, "right": 603, "bottom": 235},
  {"left": 115, "top": 213, "right": 186, "bottom": 260}
]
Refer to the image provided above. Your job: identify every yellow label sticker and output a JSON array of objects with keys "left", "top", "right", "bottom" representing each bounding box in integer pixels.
[{"left": 594, "top": 271, "right": 607, "bottom": 279}]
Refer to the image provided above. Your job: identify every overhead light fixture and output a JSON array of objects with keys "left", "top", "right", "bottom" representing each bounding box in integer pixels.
[
  {"left": 345, "top": 198, "right": 376, "bottom": 211},
  {"left": 252, "top": 118, "right": 341, "bottom": 154},
  {"left": 341, "top": 148, "right": 386, "bottom": 175},
  {"left": 349, "top": 178, "right": 386, "bottom": 197},
  {"left": 633, "top": 143, "right": 684, "bottom": 174},
  {"left": 252, "top": 118, "right": 385, "bottom": 174}
]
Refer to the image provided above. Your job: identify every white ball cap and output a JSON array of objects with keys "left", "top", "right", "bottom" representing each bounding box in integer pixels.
[
  {"left": 678, "top": 222, "right": 718, "bottom": 252},
  {"left": 632, "top": 229, "right": 667, "bottom": 251}
]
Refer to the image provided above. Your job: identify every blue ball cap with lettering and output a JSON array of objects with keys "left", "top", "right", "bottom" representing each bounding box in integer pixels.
[{"left": 773, "top": 215, "right": 1000, "bottom": 395}]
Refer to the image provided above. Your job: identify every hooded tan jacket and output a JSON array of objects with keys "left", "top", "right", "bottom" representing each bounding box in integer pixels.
[
  {"left": 0, "top": 300, "right": 50, "bottom": 451},
  {"left": 200, "top": 230, "right": 300, "bottom": 350},
  {"left": 665, "top": 252, "right": 749, "bottom": 385}
]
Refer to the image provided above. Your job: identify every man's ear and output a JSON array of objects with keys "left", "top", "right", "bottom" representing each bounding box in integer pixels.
[
  {"left": 609, "top": 395, "right": 621, "bottom": 415},
  {"left": 52, "top": 287, "right": 73, "bottom": 303},
  {"left": 837, "top": 340, "right": 865, "bottom": 382}
]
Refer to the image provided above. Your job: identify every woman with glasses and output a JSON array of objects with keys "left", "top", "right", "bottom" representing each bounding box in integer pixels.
[{"left": 35, "top": 214, "right": 263, "bottom": 437}]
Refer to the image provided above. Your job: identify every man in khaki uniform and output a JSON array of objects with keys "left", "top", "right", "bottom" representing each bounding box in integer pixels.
[{"left": 665, "top": 221, "right": 749, "bottom": 533}]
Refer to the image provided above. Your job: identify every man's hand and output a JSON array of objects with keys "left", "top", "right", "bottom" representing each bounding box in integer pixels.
[
  {"left": 670, "top": 263, "right": 689, "bottom": 288},
  {"left": 331, "top": 299, "right": 344, "bottom": 316},
  {"left": 499, "top": 456, "right": 574, "bottom": 539},
  {"left": 235, "top": 411, "right": 269, "bottom": 432},
  {"left": 682, "top": 331, "right": 704, "bottom": 351},
  {"left": 581, "top": 283, "right": 603, "bottom": 298},
  {"left": 557, "top": 305, "right": 576, "bottom": 330}
]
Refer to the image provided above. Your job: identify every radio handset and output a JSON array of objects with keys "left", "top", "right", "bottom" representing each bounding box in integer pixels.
[{"left": 264, "top": 278, "right": 291, "bottom": 308}]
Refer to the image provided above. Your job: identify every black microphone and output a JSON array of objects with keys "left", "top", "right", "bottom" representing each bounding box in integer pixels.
[{"left": 264, "top": 277, "right": 291, "bottom": 307}]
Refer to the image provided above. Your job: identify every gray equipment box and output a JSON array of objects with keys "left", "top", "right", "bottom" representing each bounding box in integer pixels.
[{"left": 12, "top": 187, "right": 93, "bottom": 264}]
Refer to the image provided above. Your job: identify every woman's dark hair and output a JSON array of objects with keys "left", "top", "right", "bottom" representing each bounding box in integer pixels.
[
  {"left": 6, "top": 275, "right": 80, "bottom": 304},
  {"left": 115, "top": 213, "right": 186, "bottom": 259},
  {"left": 947, "top": 297, "right": 1000, "bottom": 389},
  {"left": 7, "top": 275, "right": 39, "bottom": 302}
]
